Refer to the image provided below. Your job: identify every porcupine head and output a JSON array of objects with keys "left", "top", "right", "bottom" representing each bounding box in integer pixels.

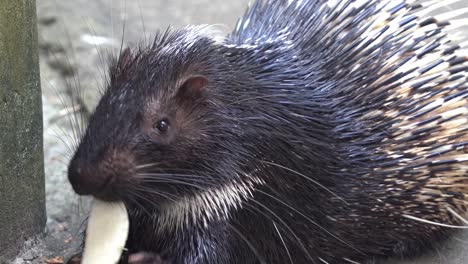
[{"left": 67, "top": 25, "right": 257, "bottom": 226}]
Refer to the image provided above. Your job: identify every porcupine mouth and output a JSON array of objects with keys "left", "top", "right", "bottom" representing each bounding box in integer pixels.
[{"left": 93, "top": 174, "right": 120, "bottom": 202}]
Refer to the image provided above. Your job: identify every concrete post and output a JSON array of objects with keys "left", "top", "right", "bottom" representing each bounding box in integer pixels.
[{"left": 0, "top": 0, "right": 46, "bottom": 262}]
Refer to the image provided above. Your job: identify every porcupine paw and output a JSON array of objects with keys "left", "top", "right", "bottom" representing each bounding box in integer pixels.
[{"left": 128, "top": 252, "right": 170, "bottom": 264}]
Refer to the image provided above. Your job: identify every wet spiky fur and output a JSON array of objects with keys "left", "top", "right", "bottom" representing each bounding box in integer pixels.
[{"left": 69, "top": 0, "right": 467, "bottom": 263}]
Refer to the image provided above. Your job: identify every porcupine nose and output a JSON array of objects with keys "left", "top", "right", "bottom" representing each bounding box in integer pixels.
[
  {"left": 68, "top": 147, "right": 135, "bottom": 201},
  {"left": 68, "top": 160, "right": 109, "bottom": 197}
]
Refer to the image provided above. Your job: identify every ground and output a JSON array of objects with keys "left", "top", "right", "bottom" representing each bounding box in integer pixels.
[{"left": 10, "top": 0, "right": 468, "bottom": 263}]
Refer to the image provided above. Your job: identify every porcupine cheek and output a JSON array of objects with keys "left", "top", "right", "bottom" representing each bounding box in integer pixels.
[{"left": 68, "top": 147, "right": 136, "bottom": 201}]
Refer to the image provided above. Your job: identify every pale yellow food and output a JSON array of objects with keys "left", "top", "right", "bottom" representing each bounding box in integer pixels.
[{"left": 82, "top": 199, "right": 130, "bottom": 264}]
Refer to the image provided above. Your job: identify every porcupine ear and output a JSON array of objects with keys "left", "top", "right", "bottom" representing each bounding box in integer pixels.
[
  {"left": 175, "top": 75, "right": 209, "bottom": 101},
  {"left": 109, "top": 47, "right": 134, "bottom": 85}
]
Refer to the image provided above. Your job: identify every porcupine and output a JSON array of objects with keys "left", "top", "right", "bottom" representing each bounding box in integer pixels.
[{"left": 66, "top": 0, "right": 468, "bottom": 263}]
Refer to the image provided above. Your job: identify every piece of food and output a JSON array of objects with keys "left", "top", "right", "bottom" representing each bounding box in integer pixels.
[{"left": 82, "top": 199, "right": 129, "bottom": 264}]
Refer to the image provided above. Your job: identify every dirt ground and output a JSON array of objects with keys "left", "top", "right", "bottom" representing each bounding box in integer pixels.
[{"left": 10, "top": 0, "right": 468, "bottom": 263}]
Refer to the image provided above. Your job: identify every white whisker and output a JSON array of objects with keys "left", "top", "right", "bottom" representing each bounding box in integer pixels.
[
  {"left": 273, "top": 221, "right": 293, "bottom": 264},
  {"left": 403, "top": 214, "right": 468, "bottom": 228},
  {"left": 227, "top": 223, "right": 267, "bottom": 264},
  {"left": 261, "top": 160, "right": 348, "bottom": 205}
]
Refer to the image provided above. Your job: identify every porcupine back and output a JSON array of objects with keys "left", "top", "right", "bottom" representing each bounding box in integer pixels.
[{"left": 227, "top": 0, "right": 468, "bottom": 260}]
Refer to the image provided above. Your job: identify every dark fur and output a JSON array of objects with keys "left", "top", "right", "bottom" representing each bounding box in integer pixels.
[{"left": 68, "top": 0, "right": 468, "bottom": 263}]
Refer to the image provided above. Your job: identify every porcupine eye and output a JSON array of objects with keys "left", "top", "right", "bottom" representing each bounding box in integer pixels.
[{"left": 154, "top": 119, "right": 170, "bottom": 133}]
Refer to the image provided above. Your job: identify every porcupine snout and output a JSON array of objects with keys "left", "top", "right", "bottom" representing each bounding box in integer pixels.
[{"left": 68, "top": 146, "right": 136, "bottom": 201}]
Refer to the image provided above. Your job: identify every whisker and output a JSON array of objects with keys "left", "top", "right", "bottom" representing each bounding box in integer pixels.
[
  {"left": 138, "top": 177, "right": 217, "bottom": 187},
  {"left": 257, "top": 189, "right": 364, "bottom": 255},
  {"left": 137, "top": 177, "right": 216, "bottom": 190},
  {"left": 136, "top": 173, "right": 212, "bottom": 180},
  {"left": 403, "top": 214, "right": 468, "bottom": 228},
  {"left": 126, "top": 194, "right": 153, "bottom": 218},
  {"left": 272, "top": 221, "right": 293, "bottom": 264},
  {"left": 50, "top": 129, "right": 75, "bottom": 157},
  {"left": 83, "top": 19, "right": 113, "bottom": 89},
  {"left": 136, "top": 166, "right": 213, "bottom": 177},
  {"left": 135, "top": 162, "right": 161, "bottom": 170},
  {"left": 342, "top": 257, "right": 361, "bottom": 264},
  {"left": 318, "top": 257, "right": 330, "bottom": 264},
  {"left": 246, "top": 199, "right": 316, "bottom": 263},
  {"left": 49, "top": 105, "right": 82, "bottom": 123},
  {"left": 42, "top": 77, "right": 81, "bottom": 150},
  {"left": 56, "top": 19, "right": 89, "bottom": 145},
  {"left": 226, "top": 223, "right": 267, "bottom": 264},
  {"left": 135, "top": 160, "right": 220, "bottom": 173},
  {"left": 260, "top": 160, "right": 348, "bottom": 205},
  {"left": 131, "top": 185, "right": 178, "bottom": 203}
]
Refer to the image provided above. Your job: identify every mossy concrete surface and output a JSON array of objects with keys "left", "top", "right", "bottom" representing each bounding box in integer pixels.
[{"left": 0, "top": 0, "right": 46, "bottom": 262}]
